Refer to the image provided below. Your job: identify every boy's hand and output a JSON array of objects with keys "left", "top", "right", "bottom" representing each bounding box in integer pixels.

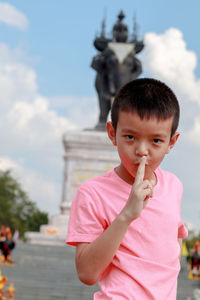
[{"left": 120, "top": 157, "right": 153, "bottom": 223}]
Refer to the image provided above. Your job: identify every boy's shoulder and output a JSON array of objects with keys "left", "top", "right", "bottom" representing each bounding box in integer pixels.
[
  {"left": 157, "top": 167, "right": 182, "bottom": 187},
  {"left": 78, "top": 168, "right": 123, "bottom": 193}
]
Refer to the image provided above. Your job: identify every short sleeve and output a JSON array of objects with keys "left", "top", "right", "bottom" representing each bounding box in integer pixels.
[
  {"left": 178, "top": 221, "right": 188, "bottom": 239},
  {"left": 177, "top": 181, "right": 188, "bottom": 239},
  {"left": 66, "top": 187, "right": 106, "bottom": 246}
]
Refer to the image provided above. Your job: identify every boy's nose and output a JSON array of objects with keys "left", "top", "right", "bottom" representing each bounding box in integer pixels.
[{"left": 135, "top": 143, "right": 148, "bottom": 156}]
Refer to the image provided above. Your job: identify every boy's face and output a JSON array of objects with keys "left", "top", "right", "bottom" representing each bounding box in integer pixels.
[{"left": 107, "top": 110, "right": 179, "bottom": 184}]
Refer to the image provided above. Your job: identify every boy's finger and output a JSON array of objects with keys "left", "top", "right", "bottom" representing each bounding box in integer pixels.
[{"left": 134, "top": 156, "right": 146, "bottom": 184}]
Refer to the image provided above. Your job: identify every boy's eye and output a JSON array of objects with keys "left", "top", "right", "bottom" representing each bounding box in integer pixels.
[
  {"left": 126, "top": 135, "right": 134, "bottom": 140},
  {"left": 153, "top": 138, "right": 161, "bottom": 144}
]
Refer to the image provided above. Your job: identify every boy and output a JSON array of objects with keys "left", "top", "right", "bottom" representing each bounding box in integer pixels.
[{"left": 66, "top": 78, "right": 188, "bottom": 299}]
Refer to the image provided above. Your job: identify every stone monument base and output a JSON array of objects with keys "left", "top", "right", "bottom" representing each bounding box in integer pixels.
[
  {"left": 25, "top": 130, "right": 119, "bottom": 246},
  {"left": 25, "top": 214, "right": 69, "bottom": 246}
]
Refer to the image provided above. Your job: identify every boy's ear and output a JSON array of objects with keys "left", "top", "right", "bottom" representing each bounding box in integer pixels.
[
  {"left": 166, "top": 132, "right": 180, "bottom": 154},
  {"left": 106, "top": 122, "right": 117, "bottom": 146}
]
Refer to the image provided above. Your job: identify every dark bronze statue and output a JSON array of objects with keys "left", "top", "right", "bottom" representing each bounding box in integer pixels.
[{"left": 91, "top": 11, "right": 144, "bottom": 130}]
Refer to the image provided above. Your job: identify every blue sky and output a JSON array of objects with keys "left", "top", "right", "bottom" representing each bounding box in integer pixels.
[{"left": 0, "top": 0, "right": 200, "bottom": 231}]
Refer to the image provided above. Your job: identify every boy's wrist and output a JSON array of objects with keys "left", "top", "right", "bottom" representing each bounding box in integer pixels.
[{"left": 118, "top": 209, "right": 137, "bottom": 226}]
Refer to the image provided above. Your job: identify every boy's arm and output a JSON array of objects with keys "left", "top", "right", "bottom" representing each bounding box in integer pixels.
[
  {"left": 76, "top": 157, "right": 153, "bottom": 285},
  {"left": 76, "top": 213, "right": 131, "bottom": 285},
  {"left": 178, "top": 238, "right": 182, "bottom": 260}
]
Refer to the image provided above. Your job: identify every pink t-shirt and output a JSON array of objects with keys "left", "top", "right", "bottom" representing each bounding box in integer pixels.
[{"left": 66, "top": 167, "right": 188, "bottom": 300}]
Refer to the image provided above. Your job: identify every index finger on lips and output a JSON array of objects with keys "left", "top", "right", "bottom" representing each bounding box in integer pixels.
[{"left": 134, "top": 156, "right": 146, "bottom": 185}]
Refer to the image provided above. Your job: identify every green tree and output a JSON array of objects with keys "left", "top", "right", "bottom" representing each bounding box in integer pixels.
[{"left": 0, "top": 170, "right": 48, "bottom": 238}]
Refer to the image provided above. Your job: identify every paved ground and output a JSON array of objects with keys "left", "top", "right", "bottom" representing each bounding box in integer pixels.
[{"left": 0, "top": 241, "right": 199, "bottom": 300}]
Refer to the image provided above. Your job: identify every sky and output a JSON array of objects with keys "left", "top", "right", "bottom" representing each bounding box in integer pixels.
[{"left": 0, "top": 0, "right": 200, "bottom": 231}]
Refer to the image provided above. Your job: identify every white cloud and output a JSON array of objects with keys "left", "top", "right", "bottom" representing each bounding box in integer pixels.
[
  {"left": 142, "top": 28, "right": 200, "bottom": 106},
  {"left": 0, "top": 156, "right": 19, "bottom": 171},
  {"left": 48, "top": 95, "right": 98, "bottom": 130},
  {"left": 0, "top": 3, "right": 28, "bottom": 31},
  {"left": 187, "top": 116, "right": 200, "bottom": 146},
  {"left": 0, "top": 42, "right": 76, "bottom": 153},
  {"left": 0, "top": 43, "right": 37, "bottom": 112},
  {"left": 0, "top": 43, "right": 79, "bottom": 215},
  {"left": 7, "top": 96, "right": 76, "bottom": 149}
]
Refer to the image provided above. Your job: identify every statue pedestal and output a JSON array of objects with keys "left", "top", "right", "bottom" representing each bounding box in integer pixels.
[{"left": 25, "top": 130, "right": 119, "bottom": 246}]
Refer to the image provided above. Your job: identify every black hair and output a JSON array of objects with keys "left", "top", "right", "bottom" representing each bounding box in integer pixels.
[{"left": 111, "top": 78, "right": 180, "bottom": 137}]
